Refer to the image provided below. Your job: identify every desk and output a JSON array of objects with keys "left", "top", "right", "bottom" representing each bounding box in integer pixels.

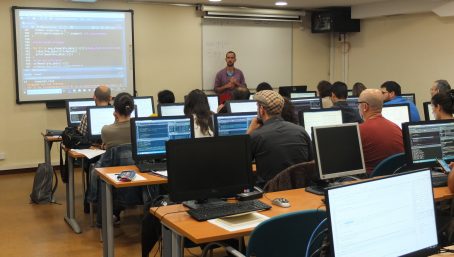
[
  {"left": 41, "top": 133, "right": 62, "bottom": 166},
  {"left": 152, "top": 186, "right": 454, "bottom": 257},
  {"left": 64, "top": 149, "right": 86, "bottom": 234},
  {"left": 96, "top": 165, "right": 167, "bottom": 257}
]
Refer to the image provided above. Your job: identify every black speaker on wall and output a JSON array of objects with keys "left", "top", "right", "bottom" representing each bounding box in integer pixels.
[{"left": 311, "top": 7, "right": 360, "bottom": 33}]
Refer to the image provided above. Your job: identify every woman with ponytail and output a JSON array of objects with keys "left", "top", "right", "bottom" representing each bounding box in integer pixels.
[{"left": 431, "top": 89, "right": 454, "bottom": 120}]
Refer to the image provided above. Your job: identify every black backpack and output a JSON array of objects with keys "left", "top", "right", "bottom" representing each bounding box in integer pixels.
[
  {"left": 30, "top": 163, "right": 58, "bottom": 204},
  {"left": 61, "top": 127, "right": 91, "bottom": 149}
]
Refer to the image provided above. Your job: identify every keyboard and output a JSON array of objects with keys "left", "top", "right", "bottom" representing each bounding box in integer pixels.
[
  {"left": 187, "top": 199, "right": 272, "bottom": 221},
  {"left": 136, "top": 162, "right": 167, "bottom": 172},
  {"left": 432, "top": 171, "right": 448, "bottom": 187}
]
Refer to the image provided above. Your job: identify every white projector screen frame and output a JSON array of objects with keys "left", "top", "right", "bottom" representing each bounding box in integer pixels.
[
  {"left": 12, "top": 7, "right": 135, "bottom": 103},
  {"left": 202, "top": 19, "right": 292, "bottom": 91}
]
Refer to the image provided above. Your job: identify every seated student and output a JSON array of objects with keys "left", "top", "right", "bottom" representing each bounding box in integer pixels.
[
  {"left": 256, "top": 82, "right": 273, "bottom": 92},
  {"left": 380, "top": 81, "right": 420, "bottom": 122},
  {"left": 330, "top": 81, "right": 362, "bottom": 123},
  {"left": 352, "top": 82, "right": 367, "bottom": 97},
  {"left": 358, "top": 89, "right": 404, "bottom": 174},
  {"left": 317, "top": 80, "right": 333, "bottom": 108},
  {"left": 217, "top": 86, "right": 251, "bottom": 113},
  {"left": 430, "top": 79, "right": 451, "bottom": 97},
  {"left": 184, "top": 89, "right": 214, "bottom": 137},
  {"left": 431, "top": 90, "right": 454, "bottom": 120},
  {"left": 281, "top": 97, "right": 298, "bottom": 124},
  {"left": 247, "top": 90, "right": 312, "bottom": 187},
  {"left": 78, "top": 84, "right": 112, "bottom": 136},
  {"left": 157, "top": 89, "right": 175, "bottom": 104}
]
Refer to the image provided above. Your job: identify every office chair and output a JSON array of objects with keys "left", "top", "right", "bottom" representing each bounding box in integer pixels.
[
  {"left": 263, "top": 161, "right": 318, "bottom": 192},
  {"left": 369, "top": 152, "right": 406, "bottom": 178},
  {"left": 201, "top": 210, "right": 327, "bottom": 257}
]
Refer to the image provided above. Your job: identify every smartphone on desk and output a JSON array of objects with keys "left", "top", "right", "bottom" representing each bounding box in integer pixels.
[{"left": 436, "top": 158, "right": 451, "bottom": 173}]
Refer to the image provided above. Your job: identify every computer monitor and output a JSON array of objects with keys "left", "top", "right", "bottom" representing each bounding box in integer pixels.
[
  {"left": 290, "top": 97, "right": 322, "bottom": 112},
  {"left": 134, "top": 96, "right": 154, "bottom": 117},
  {"left": 382, "top": 103, "right": 410, "bottom": 129},
  {"left": 423, "top": 101, "right": 436, "bottom": 121},
  {"left": 214, "top": 112, "right": 257, "bottom": 136},
  {"left": 249, "top": 93, "right": 254, "bottom": 100},
  {"left": 157, "top": 103, "right": 185, "bottom": 117},
  {"left": 166, "top": 135, "right": 254, "bottom": 204},
  {"left": 402, "top": 120, "right": 454, "bottom": 168},
  {"left": 326, "top": 169, "right": 438, "bottom": 257},
  {"left": 226, "top": 100, "right": 257, "bottom": 113},
  {"left": 402, "top": 93, "right": 416, "bottom": 104},
  {"left": 347, "top": 90, "right": 353, "bottom": 97},
  {"left": 346, "top": 97, "right": 359, "bottom": 111},
  {"left": 312, "top": 123, "right": 366, "bottom": 180},
  {"left": 207, "top": 95, "right": 219, "bottom": 114},
  {"left": 65, "top": 99, "right": 96, "bottom": 127},
  {"left": 130, "top": 116, "right": 194, "bottom": 161},
  {"left": 278, "top": 85, "right": 307, "bottom": 98},
  {"left": 87, "top": 106, "right": 115, "bottom": 141},
  {"left": 298, "top": 109, "right": 344, "bottom": 140},
  {"left": 290, "top": 91, "right": 316, "bottom": 99}
]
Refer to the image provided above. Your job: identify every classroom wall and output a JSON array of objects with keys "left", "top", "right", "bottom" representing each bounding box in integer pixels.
[
  {"left": 332, "top": 12, "right": 454, "bottom": 113},
  {"left": 0, "top": 0, "right": 329, "bottom": 171}
]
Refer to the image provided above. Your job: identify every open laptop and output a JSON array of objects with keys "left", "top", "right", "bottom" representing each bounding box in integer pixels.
[{"left": 130, "top": 116, "right": 194, "bottom": 173}]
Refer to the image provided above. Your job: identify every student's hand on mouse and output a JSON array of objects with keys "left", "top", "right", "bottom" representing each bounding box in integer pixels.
[{"left": 246, "top": 117, "right": 262, "bottom": 134}]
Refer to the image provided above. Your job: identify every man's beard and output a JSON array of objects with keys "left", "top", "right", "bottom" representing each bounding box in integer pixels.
[{"left": 227, "top": 62, "right": 234, "bottom": 67}]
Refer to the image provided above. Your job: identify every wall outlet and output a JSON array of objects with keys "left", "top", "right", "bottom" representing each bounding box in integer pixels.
[{"left": 0, "top": 152, "right": 5, "bottom": 160}]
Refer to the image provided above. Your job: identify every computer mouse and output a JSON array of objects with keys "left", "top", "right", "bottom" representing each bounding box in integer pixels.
[{"left": 271, "top": 198, "right": 291, "bottom": 208}]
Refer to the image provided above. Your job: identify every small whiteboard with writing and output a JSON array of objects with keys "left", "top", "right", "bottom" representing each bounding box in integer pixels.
[{"left": 202, "top": 19, "right": 292, "bottom": 91}]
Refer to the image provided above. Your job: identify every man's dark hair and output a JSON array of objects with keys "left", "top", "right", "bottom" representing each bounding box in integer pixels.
[
  {"left": 281, "top": 97, "right": 298, "bottom": 124},
  {"left": 232, "top": 87, "right": 250, "bottom": 100},
  {"left": 380, "top": 81, "right": 401, "bottom": 96},
  {"left": 435, "top": 80, "right": 451, "bottom": 94},
  {"left": 226, "top": 51, "right": 236, "bottom": 57},
  {"left": 331, "top": 81, "right": 348, "bottom": 100},
  {"left": 256, "top": 82, "right": 273, "bottom": 92},
  {"left": 113, "top": 92, "right": 134, "bottom": 116},
  {"left": 352, "top": 82, "right": 366, "bottom": 97},
  {"left": 94, "top": 86, "right": 111, "bottom": 102},
  {"left": 158, "top": 90, "right": 175, "bottom": 104},
  {"left": 317, "top": 80, "right": 332, "bottom": 98},
  {"left": 432, "top": 89, "right": 454, "bottom": 116}
]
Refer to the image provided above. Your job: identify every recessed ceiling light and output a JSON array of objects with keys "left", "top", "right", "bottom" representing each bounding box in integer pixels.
[
  {"left": 209, "top": 0, "right": 222, "bottom": 2},
  {"left": 275, "top": 1, "right": 288, "bottom": 6}
]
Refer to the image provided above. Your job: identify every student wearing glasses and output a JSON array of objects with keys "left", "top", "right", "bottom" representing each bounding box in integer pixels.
[
  {"left": 358, "top": 89, "right": 404, "bottom": 175},
  {"left": 380, "top": 81, "right": 420, "bottom": 122}
]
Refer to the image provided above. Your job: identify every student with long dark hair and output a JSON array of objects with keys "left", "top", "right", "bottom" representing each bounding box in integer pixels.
[
  {"left": 184, "top": 89, "right": 214, "bottom": 137},
  {"left": 431, "top": 90, "right": 454, "bottom": 120}
]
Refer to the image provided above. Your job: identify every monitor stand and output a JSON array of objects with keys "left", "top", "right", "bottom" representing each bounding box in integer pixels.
[
  {"left": 183, "top": 198, "right": 226, "bottom": 210},
  {"left": 305, "top": 179, "right": 344, "bottom": 195}
]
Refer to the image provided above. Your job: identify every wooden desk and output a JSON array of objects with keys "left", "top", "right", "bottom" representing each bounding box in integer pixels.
[
  {"left": 152, "top": 186, "right": 454, "bottom": 257},
  {"left": 96, "top": 166, "right": 167, "bottom": 257},
  {"left": 41, "top": 133, "right": 62, "bottom": 166}
]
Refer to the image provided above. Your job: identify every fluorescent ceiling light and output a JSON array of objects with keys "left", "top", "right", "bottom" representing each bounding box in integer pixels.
[
  {"left": 275, "top": 1, "right": 288, "bottom": 6},
  {"left": 209, "top": 0, "right": 222, "bottom": 2}
]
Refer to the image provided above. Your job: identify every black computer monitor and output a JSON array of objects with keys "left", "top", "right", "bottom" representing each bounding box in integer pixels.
[
  {"left": 326, "top": 169, "right": 438, "bottom": 257},
  {"left": 134, "top": 96, "right": 154, "bottom": 117},
  {"left": 382, "top": 103, "right": 411, "bottom": 129},
  {"left": 423, "top": 101, "right": 435, "bottom": 121},
  {"left": 207, "top": 95, "right": 220, "bottom": 114},
  {"left": 312, "top": 123, "right": 366, "bottom": 180},
  {"left": 166, "top": 135, "right": 254, "bottom": 205},
  {"left": 401, "top": 93, "right": 416, "bottom": 104},
  {"left": 226, "top": 100, "right": 257, "bottom": 113},
  {"left": 290, "top": 91, "right": 317, "bottom": 99},
  {"left": 157, "top": 103, "right": 185, "bottom": 117},
  {"left": 402, "top": 120, "right": 454, "bottom": 168},
  {"left": 278, "top": 85, "right": 307, "bottom": 98},
  {"left": 87, "top": 106, "right": 115, "bottom": 141},
  {"left": 298, "top": 109, "right": 344, "bottom": 140},
  {"left": 214, "top": 112, "right": 257, "bottom": 136},
  {"left": 290, "top": 97, "right": 322, "bottom": 113},
  {"left": 130, "top": 116, "right": 194, "bottom": 161},
  {"left": 65, "top": 99, "right": 96, "bottom": 127}
]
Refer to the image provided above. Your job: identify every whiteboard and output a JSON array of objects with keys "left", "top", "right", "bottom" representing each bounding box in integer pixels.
[{"left": 202, "top": 19, "right": 292, "bottom": 91}]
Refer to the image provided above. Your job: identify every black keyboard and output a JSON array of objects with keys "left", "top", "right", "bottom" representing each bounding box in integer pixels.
[
  {"left": 187, "top": 200, "right": 272, "bottom": 221},
  {"left": 432, "top": 171, "right": 448, "bottom": 187},
  {"left": 136, "top": 162, "right": 167, "bottom": 172}
]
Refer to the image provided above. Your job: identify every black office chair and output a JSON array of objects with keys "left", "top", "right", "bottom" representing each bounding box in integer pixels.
[{"left": 263, "top": 161, "right": 318, "bottom": 192}]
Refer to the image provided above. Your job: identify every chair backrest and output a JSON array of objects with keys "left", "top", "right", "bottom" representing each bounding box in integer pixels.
[
  {"left": 98, "top": 144, "right": 135, "bottom": 167},
  {"left": 263, "top": 161, "right": 318, "bottom": 192},
  {"left": 369, "top": 152, "right": 406, "bottom": 178},
  {"left": 246, "top": 210, "right": 326, "bottom": 257}
]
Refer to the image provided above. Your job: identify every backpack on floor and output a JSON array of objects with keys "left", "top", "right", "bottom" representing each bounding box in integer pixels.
[{"left": 30, "top": 163, "right": 58, "bottom": 204}]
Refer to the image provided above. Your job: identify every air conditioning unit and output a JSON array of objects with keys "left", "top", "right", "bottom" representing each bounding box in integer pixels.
[{"left": 197, "top": 5, "right": 304, "bottom": 22}]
